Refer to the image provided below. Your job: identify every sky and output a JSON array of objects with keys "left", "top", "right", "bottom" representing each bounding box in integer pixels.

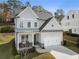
[{"left": 0, "top": 0, "right": 79, "bottom": 13}]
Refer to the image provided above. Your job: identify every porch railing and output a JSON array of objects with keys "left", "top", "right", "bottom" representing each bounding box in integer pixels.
[{"left": 19, "top": 41, "right": 32, "bottom": 48}]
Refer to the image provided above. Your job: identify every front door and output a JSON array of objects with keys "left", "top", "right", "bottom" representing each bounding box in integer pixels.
[{"left": 34, "top": 34, "right": 37, "bottom": 45}]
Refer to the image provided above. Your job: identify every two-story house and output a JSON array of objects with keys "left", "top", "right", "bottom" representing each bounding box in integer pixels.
[
  {"left": 61, "top": 10, "right": 79, "bottom": 34},
  {"left": 15, "top": 6, "right": 63, "bottom": 51}
]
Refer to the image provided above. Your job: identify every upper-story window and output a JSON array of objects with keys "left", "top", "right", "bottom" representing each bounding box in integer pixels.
[
  {"left": 20, "top": 21, "right": 23, "bottom": 28},
  {"left": 72, "top": 14, "right": 74, "bottom": 19},
  {"left": 67, "top": 16, "right": 69, "bottom": 19},
  {"left": 34, "top": 22, "right": 37, "bottom": 27},
  {"left": 27, "top": 22, "right": 31, "bottom": 28}
]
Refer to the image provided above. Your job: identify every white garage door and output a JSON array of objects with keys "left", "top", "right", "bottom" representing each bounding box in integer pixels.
[{"left": 42, "top": 32, "right": 62, "bottom": 48}]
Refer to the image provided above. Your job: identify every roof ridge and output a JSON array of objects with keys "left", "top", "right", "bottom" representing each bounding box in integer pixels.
[{"left": 39, "top": 17, "right": 53, "bottom": 31}]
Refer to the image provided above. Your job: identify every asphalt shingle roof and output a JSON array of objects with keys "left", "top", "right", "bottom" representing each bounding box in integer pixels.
[{"left": 32, "top": 6, "right": 53, "bottom": 20}]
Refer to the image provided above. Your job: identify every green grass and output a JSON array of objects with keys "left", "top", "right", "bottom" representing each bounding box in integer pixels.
[
  {"left": 0, "top": 33, "right": 14, "bottom": 44},
  {"left": 0, "top": 40, "right": 17, "bottom": 59},
  {"left": 32, "top": 53, "right": 56, "bottom": 59}
]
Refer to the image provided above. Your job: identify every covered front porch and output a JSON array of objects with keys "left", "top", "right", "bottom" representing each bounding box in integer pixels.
[{"left": 16, "top": 32, "right": 44, "bottom": 51}]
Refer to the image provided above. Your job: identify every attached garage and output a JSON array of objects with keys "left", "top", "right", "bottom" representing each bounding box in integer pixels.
[{"left": 40, "top": 32, "right": 63, "bottom": 48}]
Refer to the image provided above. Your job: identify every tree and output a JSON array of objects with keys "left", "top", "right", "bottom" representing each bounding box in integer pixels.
[
  {"left": 7, "top": 0, "right": 23, "bottom": 8},
  {"left": 54, "top": 9, "right": 65, "bottom": 24},
  {"left": 0, "top": 3, "right": 9, "bottom": 23},
  {"left": 7, "top": 0, "right": 24, "bottom": 17},
  {"left": 25, "top": 2, "right": 31, "bottom": 7}
]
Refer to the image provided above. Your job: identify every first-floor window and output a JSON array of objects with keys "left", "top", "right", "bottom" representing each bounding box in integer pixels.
[
  {"left": 21, "top": 35, "right": 25, "bottom": 43},
  {"left": 21, "top": 35, "right": 28, "bottom": 43},
  {"left": 21, "top": 35, "right": 25, "bottom": 39}
]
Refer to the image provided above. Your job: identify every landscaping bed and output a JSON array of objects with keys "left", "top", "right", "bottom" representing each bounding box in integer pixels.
[
  {"left": 23, "top": 51, "right": 42, "bottom": 59},
  {"left": 32, "top": 53, "right": 55, "bottom": 59}
]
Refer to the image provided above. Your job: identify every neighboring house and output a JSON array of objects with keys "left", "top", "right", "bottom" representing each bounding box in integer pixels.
[
  {"left": 61, "top": 10, "right": 79, "bottom": 34},
  {"left": 0, "top": 8, "right": 4, "bottom": 14},
  {"left": 15, "top": 6, "right": 63, "bottom": 51}
]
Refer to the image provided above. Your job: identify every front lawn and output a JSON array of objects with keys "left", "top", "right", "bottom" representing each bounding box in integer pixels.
[
  {"left": 0, "top": 40, "right": 17, "bottom": 59},
  {"left": 0, "top": 33, "right": 14, "bottom": 44},
  {"left": 32, "top": 53, "right": 56, "bottom": 59}
]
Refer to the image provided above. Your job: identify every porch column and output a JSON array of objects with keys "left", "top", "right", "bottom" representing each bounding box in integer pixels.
[
  {"left": 16, "top": 33, "right": 20, "bottom": 51},
  {"left": 31, "top": 34, "right": 34, "bottom": 46}
]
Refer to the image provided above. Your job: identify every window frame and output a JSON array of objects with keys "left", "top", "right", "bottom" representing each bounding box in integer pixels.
[
  {"left": 20, "top": 21, "right": 23, "bottom": 28},
  {"left": 27, "top": 22, "right": 31, "bottom": 28},
  {"left": 34, "top": 22, "right": 37, "bottom": 27}
]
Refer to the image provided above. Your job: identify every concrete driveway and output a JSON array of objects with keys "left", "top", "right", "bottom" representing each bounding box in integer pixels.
[{"left": 36, "top": 45, "right": 79, "bottom": 59}]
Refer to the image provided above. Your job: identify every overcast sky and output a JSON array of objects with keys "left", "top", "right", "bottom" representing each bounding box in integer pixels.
[{"left": 0, "top": 0, "right": 79, "bottom": 13}]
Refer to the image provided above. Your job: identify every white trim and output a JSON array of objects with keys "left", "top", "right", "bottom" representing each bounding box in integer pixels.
[{"left": 17, "top": 7, "right": 39, "bottom": 19}]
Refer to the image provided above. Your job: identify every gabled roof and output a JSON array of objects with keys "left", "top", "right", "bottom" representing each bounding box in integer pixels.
[
  {"left": 41, "top": 17, "right": 62, "bottom": 31},
  {"left": 34, "top": 11, "right": 53, "bottom": 20},
  {"left": 16, "top": 6, "right": 53, "bottom": 20},
  {"left": 17, "top": 6, "right": 39, "bottom": 19}
]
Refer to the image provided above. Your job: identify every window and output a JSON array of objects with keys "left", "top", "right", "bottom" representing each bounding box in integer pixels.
[
  {"left": 21, "top": 35, "right": 25, "bottom": 39},
  {"left": 20, "top": 22, "right": 23, "bottom": 28},
  {"left": 26, "top": 35, "right": 28, "bottom": 39},
  {"left": 72, "top": 14, "right": 74, "bottom": 19},
  {"left": 27, "top": 22, "right": 31, "bottom": 28},
  {"left": 34, "top": 22, "right": 37, "bottom": 27},
  {"left": 67, "top": 16, "right": 69, "bottom": 19}
]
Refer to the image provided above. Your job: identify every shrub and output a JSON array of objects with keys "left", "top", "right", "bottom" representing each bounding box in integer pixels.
[{"left": 0, "top": 26, "right": 14, "bottom": 33}]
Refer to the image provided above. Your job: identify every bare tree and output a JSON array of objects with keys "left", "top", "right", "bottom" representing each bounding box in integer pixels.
[{"left": 54, "top": 9, "right": 65, "bottom": 24}]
